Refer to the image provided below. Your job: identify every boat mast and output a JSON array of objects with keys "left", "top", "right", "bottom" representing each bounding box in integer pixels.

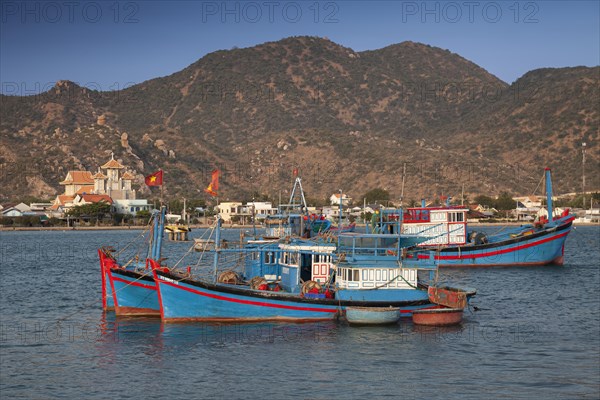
[
  {"left": 156, "top": 206, "right": 166, "bottom": 258},
  {"left": 213, "top": 215, "right": 222, "bottom": 282},
  {"left": 545, "top": 168, "right": 554, "bottom": 222}
]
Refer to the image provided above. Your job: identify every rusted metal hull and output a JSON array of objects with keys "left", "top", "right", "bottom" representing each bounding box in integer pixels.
[
  {"left": 428, "top": 286, "right": 468, "bottom": 309},
  {"left": 412, "top": 307, "right": 463, "bottom": 326}
]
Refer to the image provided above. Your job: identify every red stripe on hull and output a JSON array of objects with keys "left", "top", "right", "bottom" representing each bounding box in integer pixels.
[
  {"left": 162, "top": 316, "right": 334, "bottom": 323},
  {"left": 439, "top": 253, "right": 566, "bottom": 267},
  {"left": 111, "top": 274, "right": 157, "bottom": 290},
  {"left": 159, "top": 279, "right": 338, "bottom": 314},
  {"left": 416, "top": 229, "right": 569, "bottom": 266}
]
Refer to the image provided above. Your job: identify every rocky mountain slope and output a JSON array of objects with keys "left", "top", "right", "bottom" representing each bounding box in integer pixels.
[{"left": 1, "top": 36, "right": 598, "bottom": 203}]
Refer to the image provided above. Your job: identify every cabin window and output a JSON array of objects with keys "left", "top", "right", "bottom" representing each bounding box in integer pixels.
[
  {"left": 283, "top": 252, "right": 289, "bottom": 264},
  {"left": 382, "top": 270, "right": 388, "bottom": 281},
  {"left": 289, "top": 253, "right": 299, "bottom": 265},
  {"left": 265, "top": 252, "right": 275, "bottom": 264},
  {"left": 449, "top": 212, "right": 464, "bottom": 222},
  {"left": 362, "top": 270, "right": 368, "bottom": 281},
  {"left": 251, "top": 252, "right": 260, "bottom": 260}
]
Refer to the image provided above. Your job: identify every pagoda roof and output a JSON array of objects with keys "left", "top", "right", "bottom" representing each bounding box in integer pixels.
[
  {"left": 121, "top": 171, "right": 135, "bottom": 180},
  {"left": 92, "top": 171, "right": 107, "bottom": 179},
  {"left": 59, "top": 171, "right": 94, "bottom": 185},
  {"left": 101, "top": 158, "right": 125, "bottom": 169},
  {"left": 75, "top": 185, "right": 95, "bottom": 195}
]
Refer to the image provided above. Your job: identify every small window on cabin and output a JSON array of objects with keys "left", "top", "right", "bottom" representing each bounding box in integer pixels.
[
  {"left": 353, "top": 270, "right": 360, "bottom": 281},
  {"left": 283, "top": 253, "right": 289, "bottom": 264},
  {"left": 290, "top": 253, "right": 299, "bottom": 265},
  {"left": 266, "top": 252, "right": 274, "bottom": 264}
]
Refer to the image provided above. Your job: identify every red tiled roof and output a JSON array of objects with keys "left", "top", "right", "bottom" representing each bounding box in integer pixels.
[
  {"left": 92, "top": 171, "right": 107, "bottom": 179},
  {"left": 51, "top": 195, "right": 75, "bottom": 210},
  {"left": 121, "top": 171, "right": 135, "bottom": 180},
  {"left": 101, "top": 159, "right": 125, "bottom": 169},
  {"left": 80, "top": 194, "right": 113, "bottom": 204},
  {"left": 76, "top": 185, "right": 95, "bottom": 195},
  {"left": 59, "top": 171, "right": 94, "bottom": 185}
]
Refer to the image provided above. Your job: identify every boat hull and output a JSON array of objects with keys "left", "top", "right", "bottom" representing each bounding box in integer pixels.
[
  {"left": 98, "top": 250, "right": 115, "bottom": 311},
  {"left": 154, "top": 274, "right": 340, "bottom": 322},
  {"left": 153, "top": 271, "right": 448, "bottom": 322},
  {"left": 412, "top": 307, "right": 463, "bottom": 326},
  {"left": 109, "top": 269, "right": 160, "bottom": 317},
  {"left": 428, "top": 219, "right": 573, "bottom": 267},
  {"left": 346, "top": 307, "right": 401, "bottom": 325}
]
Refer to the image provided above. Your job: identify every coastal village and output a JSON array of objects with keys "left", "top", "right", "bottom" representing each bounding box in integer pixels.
[{"left": 1, "top": 153, "right": 598, "bottom": 227}]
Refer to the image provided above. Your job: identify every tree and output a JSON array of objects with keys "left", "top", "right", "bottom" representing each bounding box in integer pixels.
[
  {"left": 494, "top": 192, "right": 516, "bottom": 211},
  {"left": 474, "top": 195, "right": 495, "bottom": 208},
  {"left": 363, "top": 188, "right": 390, "bottom": 204},
  {"left": 66, "top": 202, "right": 111, "bottom": 219},
  {"left": 136, "top": 210, "right": 151, "bottom": 224}
]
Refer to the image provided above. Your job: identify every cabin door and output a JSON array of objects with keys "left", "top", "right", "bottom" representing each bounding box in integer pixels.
[{"left": 300, "top": 254, "right": 312, "bottom": 283}]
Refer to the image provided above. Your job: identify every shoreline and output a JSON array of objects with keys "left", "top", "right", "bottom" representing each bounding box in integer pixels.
[{"left": 1, "top": 222, "right": 598, "bottom": 232}]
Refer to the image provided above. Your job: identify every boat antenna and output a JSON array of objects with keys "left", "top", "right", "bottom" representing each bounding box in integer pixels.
[{"left": 400, "top": 162, "right": 406, "bottom": 207}]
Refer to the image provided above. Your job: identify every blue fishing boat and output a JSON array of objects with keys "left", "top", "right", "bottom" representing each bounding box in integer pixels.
[
  {"left": 151, "top": 213, "right": 475, "bottom": 323},
  {"left": 401, "top": 168, "right": 574, "bottom": 267},
  {"left": 98, "top": 207, "right": 166, "bottom": 316},
  {"left": 264, "top": 177, "right": 334, "bottom": 239}
]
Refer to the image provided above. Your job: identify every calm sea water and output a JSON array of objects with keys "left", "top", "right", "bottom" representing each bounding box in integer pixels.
[{"left": 1, "top": 226, "right": 599, "bottom": 399}]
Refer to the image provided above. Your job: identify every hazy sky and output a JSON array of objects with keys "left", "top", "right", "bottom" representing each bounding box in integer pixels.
[{"left": 1, "top": 1, "right": 599, "bottom": 94}]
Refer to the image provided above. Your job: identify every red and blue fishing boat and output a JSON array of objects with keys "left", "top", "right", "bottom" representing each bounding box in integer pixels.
[
  {"left": 99, "top": 207, "right": 166, "bottom": 316},
  {"left": 401, "top": 168, "right": 574, "bottom": 267},
  {"left": 151, "top": 214, "right": 475, "bottom": 323}
]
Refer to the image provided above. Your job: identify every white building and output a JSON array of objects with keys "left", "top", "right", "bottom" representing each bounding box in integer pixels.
[
  {"left": 330, "top": 193, "right": 352, "bottom": 206},
  {"left": 1, "top": 202, "right": 31, "bottom": 217},
  {"left": 51, "top": 154, "right": 150, "bottom": 216},
  {"left": 243, "top": 202, "right": 278, "bottom": 218},
  {"left": 217, "top": 202, "right": 243, "bottom": 222}
]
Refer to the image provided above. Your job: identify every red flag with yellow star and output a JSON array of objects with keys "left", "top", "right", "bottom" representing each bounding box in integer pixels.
[{"left": 145, "top": 170, "right": 163, "bottom": 186}]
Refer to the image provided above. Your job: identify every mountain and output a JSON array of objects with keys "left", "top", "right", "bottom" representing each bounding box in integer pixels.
[{"left": 1, "top": 36, "right": 598, "bottom": 204}]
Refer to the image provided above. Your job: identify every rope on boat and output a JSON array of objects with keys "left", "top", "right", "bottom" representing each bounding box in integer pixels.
[{"left": 115, "top": 215, "right": 154, "bottom": 258}]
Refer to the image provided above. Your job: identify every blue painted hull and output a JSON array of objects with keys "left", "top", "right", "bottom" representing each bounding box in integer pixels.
[
  {"left": 109, "top": 269, "right": 160, "bottom": 316},
  {"left": 154, "top": 271, "right": 440, "bottom": 322},
  {"left": 155, "top": 275, "right": 340, "bottom": 322},
  {"left": 435, "top": 219, "right": 574, "bottom": 267}
]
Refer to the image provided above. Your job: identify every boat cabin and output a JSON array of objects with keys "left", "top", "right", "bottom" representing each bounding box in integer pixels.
[
  {"left": 401, "top": 206, "right": 468, "bottom": 246},
  {"left": 243, "top": 241, "right": 336, "bottom": 293}
]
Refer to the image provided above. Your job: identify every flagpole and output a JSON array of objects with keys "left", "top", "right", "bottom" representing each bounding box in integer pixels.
[{"left": 160, "top": 169, "right": 164, "bottom": 207}]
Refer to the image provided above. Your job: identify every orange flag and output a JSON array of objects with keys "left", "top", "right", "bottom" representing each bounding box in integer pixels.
[
  {"left": 145, "top": 170, "right": 163, "bottom": 186},
  {"left": 205, "top": 169, "right": 219, "bottom": 196}
]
